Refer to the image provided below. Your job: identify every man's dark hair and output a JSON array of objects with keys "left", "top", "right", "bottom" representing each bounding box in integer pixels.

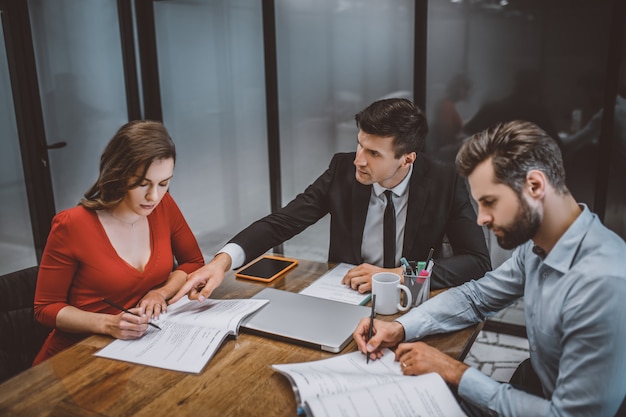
[
  {"left": 455, "top": 120, "right": 569, "bottom": 195},
  {"left": 355, "top": 98, "right": 428, "bottom": 157}
]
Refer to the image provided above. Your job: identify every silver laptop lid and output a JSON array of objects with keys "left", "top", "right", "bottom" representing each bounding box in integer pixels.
[{"left": 241, "top": 288, "right": 370, "bottom": 353}]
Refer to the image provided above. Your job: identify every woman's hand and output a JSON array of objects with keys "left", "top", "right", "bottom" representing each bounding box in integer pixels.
[
  {"left": 138, "top": 290, "right": 168, "bottom": 319},
  {"left": 104, "top": 307, "right": 150, "bottom": 340}
]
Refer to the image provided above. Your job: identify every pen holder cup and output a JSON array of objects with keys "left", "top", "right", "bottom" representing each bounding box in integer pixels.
[{"left": 403, "top": 271, "right": 431, "bottom": 308}]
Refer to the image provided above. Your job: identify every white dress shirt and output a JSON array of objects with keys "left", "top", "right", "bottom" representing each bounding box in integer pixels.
[{"left": 360, "top": 164, "right": 412, "bottom": 267}]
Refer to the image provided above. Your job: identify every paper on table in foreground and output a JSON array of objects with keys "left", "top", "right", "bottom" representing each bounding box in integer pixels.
[
  {"left": 299, "top": 263, "right": 371, "bottom": 305},
  {"left": 272, "top": 349, "right": 467, "bottom": 417},
  {"left": 95, "top": 296, "right": 268, "bottom": 373}
]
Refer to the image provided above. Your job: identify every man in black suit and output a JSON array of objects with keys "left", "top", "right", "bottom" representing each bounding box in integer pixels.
[{"left": 171, "top": 98, "right": 491, "bottom": 303}]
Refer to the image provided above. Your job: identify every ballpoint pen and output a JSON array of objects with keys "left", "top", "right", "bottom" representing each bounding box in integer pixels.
[
  {"left": 366, "top": 294, "right": 376, "bottom": 364},
  {"left": 400, "top": 257, "right": 415, "bottom": 285},
  {"left": 424, "top": 247, "right": 434, "bottom": 269},
  {"left": 426, "top": 259, "right": 434, "bottom": 274},
  {"left": 400, "top": 257, "right": 413, "bottom": 275},
  {"left": 102, "top": 298, "right": 162, "bottom": 330}
]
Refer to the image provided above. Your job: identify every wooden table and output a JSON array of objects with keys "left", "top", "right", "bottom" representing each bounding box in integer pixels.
[{"left": 0, "top": 259, "right": 482, "bottom": 417}]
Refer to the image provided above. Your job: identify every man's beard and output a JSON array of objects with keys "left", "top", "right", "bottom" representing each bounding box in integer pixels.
[{"left": 492, "top": 196, "right": 541, "bottom": 250}]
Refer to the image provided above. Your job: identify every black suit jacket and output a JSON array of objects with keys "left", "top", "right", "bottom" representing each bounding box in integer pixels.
[{"left": 230, "top": 152, "right": 491, "bottom": 289}]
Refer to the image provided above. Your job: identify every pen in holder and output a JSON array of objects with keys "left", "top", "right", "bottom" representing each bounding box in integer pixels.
[
  {"left": 402, "top": 260, "right": 431, "bottom": 308},
  {"left": 415, "top": 269, "right": 431, "bottom": 306}
]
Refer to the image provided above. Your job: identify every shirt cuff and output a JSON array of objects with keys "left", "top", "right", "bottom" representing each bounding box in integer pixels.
[
  {"left": 458, "top": 367, "right": 500, "bottom": 410},
  {"left": 218, "top": 243, "right": 246, "bottom": 269},
  {"left": 395, "top": 310, "right": 430, "bottom": 340}
]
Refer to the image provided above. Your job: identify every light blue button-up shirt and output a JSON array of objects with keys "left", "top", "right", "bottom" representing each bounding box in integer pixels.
[{"left": 396, "top": 205, "right": 626, "bottom": 416}]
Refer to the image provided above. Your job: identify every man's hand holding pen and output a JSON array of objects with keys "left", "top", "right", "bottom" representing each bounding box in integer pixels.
[
  {"left": 354, "top": 315, "right": 469, "bottom": 386},
  {"left": 353, "top": 317, "right": 406, "bottom": 362}
]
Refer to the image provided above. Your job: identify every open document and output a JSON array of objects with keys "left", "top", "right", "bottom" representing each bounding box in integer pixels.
[
  {"left": 272, "top": 349, "right": 467, "bottom": 417},
  {"left": 299, "top": 263, "right": 371, "bottom": 305},
  {"left": 95, "top": 297, "right": 268, "bottom": 373}
]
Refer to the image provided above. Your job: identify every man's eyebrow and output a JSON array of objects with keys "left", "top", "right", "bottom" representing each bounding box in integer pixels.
[{"left": 357, "top": 140, "right": 380, "bottom": 154}]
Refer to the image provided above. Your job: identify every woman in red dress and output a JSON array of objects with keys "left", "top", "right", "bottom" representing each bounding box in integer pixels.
[{"left": 33, "top": 120, "right": 204, "bottom": 365}]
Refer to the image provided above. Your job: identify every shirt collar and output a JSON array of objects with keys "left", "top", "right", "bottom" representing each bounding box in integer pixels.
[
  {"left": 372, "top": 163, "right": 413, "bottom": 198},
  {"left": 541, "top": 203, "right": 592, "bottom": 273}
]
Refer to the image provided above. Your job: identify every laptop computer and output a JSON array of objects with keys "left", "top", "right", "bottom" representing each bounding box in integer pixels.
[{"left": 240, "top": 288, "right": 371, "bottom": 353}]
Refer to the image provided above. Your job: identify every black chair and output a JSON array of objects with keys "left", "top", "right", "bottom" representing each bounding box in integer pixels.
[{"left": 0, "top": 266, "right": 50, "bottom": 383}]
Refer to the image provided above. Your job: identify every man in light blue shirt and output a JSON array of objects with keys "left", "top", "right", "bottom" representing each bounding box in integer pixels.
[{"left": 353, "top": 120, "right": 626, "bottom": 416}]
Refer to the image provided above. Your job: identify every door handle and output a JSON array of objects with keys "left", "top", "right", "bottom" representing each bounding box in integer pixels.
[{"left": 46, "top": 141, "right": 67, "bottom": 149}]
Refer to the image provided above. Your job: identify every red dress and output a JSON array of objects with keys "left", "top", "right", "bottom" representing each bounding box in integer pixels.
[{"left": 33, "top": 193, "right": 204, "bottom": 365}]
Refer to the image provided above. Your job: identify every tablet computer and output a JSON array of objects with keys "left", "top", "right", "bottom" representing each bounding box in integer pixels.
[{"left": 235, "top": 255, "right": 299, "bottom": 283}]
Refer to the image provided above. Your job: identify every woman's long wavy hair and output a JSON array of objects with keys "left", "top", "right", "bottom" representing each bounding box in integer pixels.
[{"left": 80, "top": 120, "right": 176, "bottom": 210}]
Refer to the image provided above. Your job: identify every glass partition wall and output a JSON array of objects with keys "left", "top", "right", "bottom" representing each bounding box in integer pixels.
[
  {"left": 275, "top": 0, "right": 415, "bottom": 260},
  {"left": 0, "top": 23, "right": 38, "bottom": 274},
  {"left": 152, "top": 0, "right": 271, "bottom": 256},
  {"left": 28, "top": 0, "right": 129, "bottom": 213},
  {"left": 425, "top": 0, "right": 621, "bottom": 334},
  {"left": 427, "top": 0, "right": 618, "bottom": 266},
  {"left": 2, "top": 0, "right": 623, "bottom": 281}
]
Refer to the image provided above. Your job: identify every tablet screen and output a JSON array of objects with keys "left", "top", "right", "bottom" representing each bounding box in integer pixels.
[{"left": 235, "top": 256, "right": 298, "bottom": 282}]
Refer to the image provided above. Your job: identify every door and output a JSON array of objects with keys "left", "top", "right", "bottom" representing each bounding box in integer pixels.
[
  {"left": 27, "top": 0, "right": 129, "bottom": 212},
  {"left": 0, "top": 0, "right": 131, "bottom": 274},
  {"left": 0, "top": 0, "right": 55, "bottom": 274}
]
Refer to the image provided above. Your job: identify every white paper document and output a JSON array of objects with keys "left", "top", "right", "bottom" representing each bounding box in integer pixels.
[
  {"left": 299, "top": 263, "right": 371, "bottom": 305},
  {"left": 272, "top": 349, "right": 467, "bottom": 417},
  {"left": 95, "top": 297, "right": 268, "bottom": 373}
]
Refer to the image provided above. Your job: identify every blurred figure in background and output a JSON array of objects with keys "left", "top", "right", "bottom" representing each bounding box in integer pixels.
[
  {"left": 430, "top": 73, "right": 472, "bottom": 162},
  {"left": 561, "top": 63, "right": 626, "bottom": 237},
  {"left": 561, "top": 71, "right": 626, "bottom": 157},
  {"left": 464, "top": 69, "right": 560, "bottom": 146}
]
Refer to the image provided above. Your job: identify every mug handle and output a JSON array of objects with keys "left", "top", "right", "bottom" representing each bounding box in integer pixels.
[{"left": 397, "top": 284, "right": 412, "bottom": 311}]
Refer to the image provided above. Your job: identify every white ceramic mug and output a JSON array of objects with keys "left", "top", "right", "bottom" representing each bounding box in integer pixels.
[{"left": 371, "top": 272, "right": 411, "bottom": 315}]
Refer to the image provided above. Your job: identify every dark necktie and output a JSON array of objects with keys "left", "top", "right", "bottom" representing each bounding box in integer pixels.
[{"left": 383, "top": 190, "right": 396, "bottom": 268}]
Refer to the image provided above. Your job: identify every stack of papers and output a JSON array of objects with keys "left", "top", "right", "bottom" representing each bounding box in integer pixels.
[
  {"left": 95, "top": 297, "right": 268, "bottom": 373},
  {"left": 299, "top": 263, "right": 371, "bottom": 305},
  {"left": 272, "top": 349, "right": 467, "bottom": 417}
]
